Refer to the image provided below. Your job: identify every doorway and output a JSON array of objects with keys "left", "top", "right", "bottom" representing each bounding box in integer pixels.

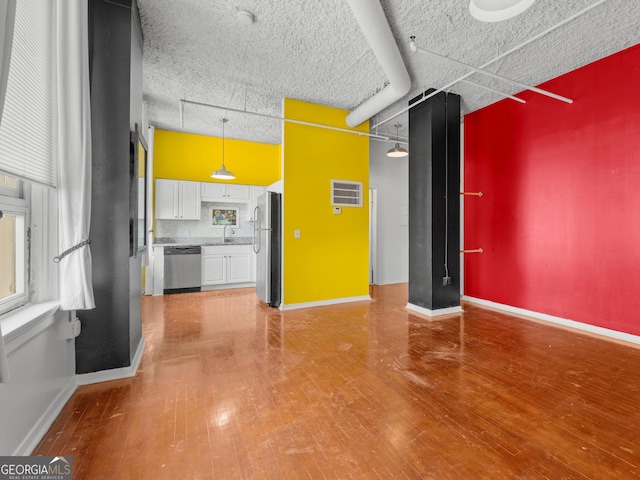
[{"left": 369, "top": 188, "right": 377, "bottom": 285}]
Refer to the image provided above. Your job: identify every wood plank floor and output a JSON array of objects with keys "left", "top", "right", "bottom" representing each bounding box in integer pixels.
[{"left": 34, "top": 284, "right": 640, "bottom": 479}]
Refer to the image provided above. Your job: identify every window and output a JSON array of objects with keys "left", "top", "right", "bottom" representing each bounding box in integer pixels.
[
  {"left": 0, "top": 0, "right": 57, "bottom": 316},
  {"left": 0, "top": 174, "right": 18, "bottom": 191},
  {"left": 0, "top": 174, "right": 28, "bottom": 313},
  {"left": 0, "top": 0, "right": 55, "bottom": 187}
]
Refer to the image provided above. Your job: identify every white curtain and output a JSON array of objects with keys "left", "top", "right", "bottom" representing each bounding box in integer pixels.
[
  {"left": 57, "top": 0, "right": 95, "bottom": 310},
  {"left": 0, "top": 0, "right": 16, "bottom": 126}
]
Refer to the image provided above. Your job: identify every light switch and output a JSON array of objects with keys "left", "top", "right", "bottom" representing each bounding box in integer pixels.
[{"left": 294, "top": 229, "right": 301, "bottom": 238}]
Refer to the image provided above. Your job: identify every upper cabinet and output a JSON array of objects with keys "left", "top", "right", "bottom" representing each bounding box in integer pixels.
[
  {"left": 248, "top": 186, "right": 266, "bottom": 222},
  {"left": 156, "top": 179, "right": 201, "bottom": 220},
  {"left": 201, "top": 183, "right": 250, "bottom": 202}
]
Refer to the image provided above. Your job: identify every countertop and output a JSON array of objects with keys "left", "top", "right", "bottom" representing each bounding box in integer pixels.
[{"left": 154, "top": 236, "right": 253, "bottom": 247}]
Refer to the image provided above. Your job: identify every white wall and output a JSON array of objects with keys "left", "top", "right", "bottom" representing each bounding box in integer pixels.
[
  {"left": 369, "top": 139, "right": 409, "bottom": 285},
  {"left": 0, "top": 306, "right": 76, "bottom": 455},
  {"left": 0, "top": 184, "right": 75, "bottom": 455}
]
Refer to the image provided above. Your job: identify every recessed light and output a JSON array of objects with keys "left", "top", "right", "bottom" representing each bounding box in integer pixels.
[
  {"left": 237, "top": 10, "right": 254, "bottom": 27},
  {"left": 469, "top": 0, "right": 536, "bottom": 22}
]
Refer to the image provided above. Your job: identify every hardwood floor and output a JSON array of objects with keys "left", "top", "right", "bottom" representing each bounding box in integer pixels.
[{"left": 34, "top": 284, "right": 640, "bottom": 479}]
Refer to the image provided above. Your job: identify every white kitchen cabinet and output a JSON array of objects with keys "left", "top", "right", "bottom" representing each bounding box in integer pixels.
[
  {"left": 201, "top": 182, "right": 250, "bottom": 202},
  {"left": 247, "top": 186, "right": 266, "bottom": 222},
  {"left": 228, "top": 184, "right": 250, "bottom": 201},
  {"left": 227, "top": 253, "right": 251, "bottom": 283},
  {"left": 202, "top": 254, "right": 226, "bottom": 285},
  {"left": 155, "top": 179, "right": 176, "bottom": 219},
  {"left": 202, "top": 245, "right": 252, "bottom": 286},
  {"left": 200, "top": 182, "right": 225, "bottom": 200},
  {"left": 155, "top": 179, "right": 201, "bottom": 220}
]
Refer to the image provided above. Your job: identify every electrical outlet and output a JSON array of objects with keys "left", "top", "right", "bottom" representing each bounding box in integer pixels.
[{"left": 443, "top": 276, "right": 452, "bottom": 286}]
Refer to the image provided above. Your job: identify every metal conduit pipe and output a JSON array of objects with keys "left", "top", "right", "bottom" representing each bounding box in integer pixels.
[
  {"left": 179, "top": 98, "right": 404, "bottom": 142},
  {"left": 344, "top": 0, "right": 411, "bottom": 128},
  {"left": 411, "top": 41, "right": 572, "bottom": 104},
  {"left": 371, "top": 0, "right": 609, "bottom": 129}
]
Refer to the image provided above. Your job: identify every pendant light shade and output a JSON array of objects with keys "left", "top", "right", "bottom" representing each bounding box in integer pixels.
[
  {"left": 211, "top": 164, "right": 235, "bottom": 180},
  {"left": 469, "top": 0, "right": 536, "bottom": 22},
  {"left": 387, "top": 124, "right": 408, "bottom": 158},
  {"left": 387, "top": 144, "right": 408, "bottom": 158},
  {"left": 211, "top": 118, "right": 235, "bottom": 180}
]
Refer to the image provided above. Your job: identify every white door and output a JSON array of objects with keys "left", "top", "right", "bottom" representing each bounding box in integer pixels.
[
  {"left": 227, "top": 253, "right": 251, "bottom": 283},
  {"left": 202, "top": 255, "right": 226, "bottom": 285},
  {"left": 155, "top": 179, "right": 178, "bottom": 219},
  {"left": 179, "top": 181, "right": 201, "bottom": 220},
  {"left": 369, "top": 188, "right": 377, "bottom": 284}
]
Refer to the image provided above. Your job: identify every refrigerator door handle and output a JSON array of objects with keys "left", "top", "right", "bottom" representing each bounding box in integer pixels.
[{"left": 253, "top": 206, "right": 261, "bottom": 253}]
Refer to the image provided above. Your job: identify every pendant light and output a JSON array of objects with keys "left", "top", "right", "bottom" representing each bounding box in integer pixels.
[
  {"left": 387, "top": 124, "right": 408, "bottom": 158},
  {"left": 211, "top": 118, "right": 235, "bottom": 180},
  {"left": 469, "top": 0, "right": 536, "bottom": 22}
]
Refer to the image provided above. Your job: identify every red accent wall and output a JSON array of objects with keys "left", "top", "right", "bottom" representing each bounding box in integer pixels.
[{"left": 464, "top": 43, "right": 640, "bottom": 336}]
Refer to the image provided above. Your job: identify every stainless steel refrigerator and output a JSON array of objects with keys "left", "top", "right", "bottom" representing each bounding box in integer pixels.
[{"left": 253, "top": 192, "right": 282, "bottom": 307}]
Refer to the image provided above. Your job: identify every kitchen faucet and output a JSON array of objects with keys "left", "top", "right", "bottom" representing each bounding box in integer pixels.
[{"left": 223, "top": 224, "right": 235, "bottom": 243}]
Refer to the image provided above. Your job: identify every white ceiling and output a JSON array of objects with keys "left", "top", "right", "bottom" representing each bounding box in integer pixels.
[{"left": 138, "top": 0, "right": 640, "bottom": 145}]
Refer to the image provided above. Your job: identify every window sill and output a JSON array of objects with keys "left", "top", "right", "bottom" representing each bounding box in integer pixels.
[{"left": 0, "top": 302, "right": 60, "bottom": 355}]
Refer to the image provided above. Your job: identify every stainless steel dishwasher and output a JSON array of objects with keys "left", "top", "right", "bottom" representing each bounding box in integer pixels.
[{"left": 164, "top": 246, "right": 202, "bottom": 293}]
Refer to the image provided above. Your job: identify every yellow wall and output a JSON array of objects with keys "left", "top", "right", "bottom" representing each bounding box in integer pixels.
[
  {"left": 153, "top": 129, "right": 280, "bottom": 186},
  {"left": 283, "top": 99, "right": 369, "bottom": 305}
]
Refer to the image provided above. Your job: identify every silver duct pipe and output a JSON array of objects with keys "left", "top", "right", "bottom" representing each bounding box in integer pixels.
[{"left": 344, "top": 0, "right": 410, "bottom": 128}]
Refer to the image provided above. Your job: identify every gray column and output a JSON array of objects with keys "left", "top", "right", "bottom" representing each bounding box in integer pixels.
[
  {"left": 408, "top": 90, "right": 461, "bottom": 313},
  {"left": 76, "top": 0, "right": 135, "bottom": 374}
]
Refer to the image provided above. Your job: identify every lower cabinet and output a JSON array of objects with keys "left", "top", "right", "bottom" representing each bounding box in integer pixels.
[
  {"left": 202, "top": 254, "right": 227, "bottom": 285},
  {"left": 202, "top": 245, "right": 253, "bottom": 286}
]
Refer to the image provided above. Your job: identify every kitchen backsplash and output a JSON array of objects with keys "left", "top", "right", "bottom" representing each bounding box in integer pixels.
[{"left": 156, "top": 202, "right": 254, "bottom": 240}]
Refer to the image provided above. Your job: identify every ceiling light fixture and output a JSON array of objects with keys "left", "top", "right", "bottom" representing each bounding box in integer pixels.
[
  {"left": 387, "top": 124, "right": 408, "bottom": 158},
  {"left": 211, "top": 118, "right": 235, "bottom": 180},
  {"left": 469, "top": 0, "right": 536, "bottom": 22}
]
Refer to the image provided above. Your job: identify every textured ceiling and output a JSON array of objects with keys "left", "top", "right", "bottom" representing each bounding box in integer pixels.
[{"left": 138, "top": 0, "right": 640, "bottom": 145}]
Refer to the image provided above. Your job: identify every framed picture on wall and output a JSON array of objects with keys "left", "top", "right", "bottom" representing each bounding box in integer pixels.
[{"left": 211, "top": 207, "right": 239, "bottom": 227}]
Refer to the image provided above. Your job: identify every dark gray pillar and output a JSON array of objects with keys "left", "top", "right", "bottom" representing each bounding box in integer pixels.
[
  {"left": 408, "top": 90, "right": 461, "bottom": 312},
  {"left": 76, "top": 0, "right": 134, "bottom": 374}
]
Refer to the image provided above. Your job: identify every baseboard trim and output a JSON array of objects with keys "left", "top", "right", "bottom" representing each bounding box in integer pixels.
[
  {"left": 130, "top": 337, "right": 145, "bottom": 374},
  {"left": 201, "top": 282, "right": 256, "bottom": 292},
  {"left": 373, "top": 279, "right": 408, "bottom": 286},
  {"left": 462, "top": 296, "right": 640, "bottom": 347},
  {"left": 406, "top": 303, "right": 463, "bottom": 317},
  {"left": 281, "top": 295, "right": 371, "bottom": 311},
  {"left": 76, "top": 338, "right": 146, "bottom": 386},
  {"left": 15, "top": 377, "right": 77, "bottom": 456}
]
